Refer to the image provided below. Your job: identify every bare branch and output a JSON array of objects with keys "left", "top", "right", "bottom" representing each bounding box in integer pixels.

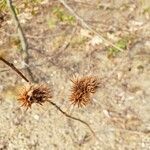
[
  {"left": 58, "top": 0, "right": 124, "bottom": 52},
  {"left": 0, "top": 57, "right": 29, "bottom": 83},
  {"left": 49, "top": 101, "right": 96, "bottom": 137},
  {"left": 6, "top": 0, "right": 35, "bottom": 82},
  {"left": 6, "top": 0, "right": 28, "bottom": 56}
]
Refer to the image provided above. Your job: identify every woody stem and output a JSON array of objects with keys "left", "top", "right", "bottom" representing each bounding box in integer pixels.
[
  {"left": 0, "top": 57, "right": 29, "bottom": 83},
  {"left": 49, "top": 101, "right": 95, "bottom": 136}
]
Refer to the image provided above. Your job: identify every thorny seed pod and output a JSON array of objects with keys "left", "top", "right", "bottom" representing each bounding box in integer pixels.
[
  {"left": 18, "top": 84, "right": 52, "bottom": 110},
  {"left": 69, "top": 76, "right": 99, "bottom": 107}
]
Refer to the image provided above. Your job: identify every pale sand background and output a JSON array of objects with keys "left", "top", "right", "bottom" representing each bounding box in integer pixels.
[{"left": 0, "top": 0, "right": 150, "bottom": 149}]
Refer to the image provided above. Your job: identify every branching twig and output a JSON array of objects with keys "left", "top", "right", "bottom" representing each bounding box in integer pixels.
[
  {"left": 58, "top": 0, "right": 124, "bottom": 52},
  {"left": 0, "top": 57, "right": 29, "bottom": 83},
  {"left": 49, "top": 101, "right": 95, "bottom": 137}
]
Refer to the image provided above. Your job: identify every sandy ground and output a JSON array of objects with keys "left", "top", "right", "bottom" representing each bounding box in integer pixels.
[{"left": 0, "top": 0, "right": 150, "bottom": 149}]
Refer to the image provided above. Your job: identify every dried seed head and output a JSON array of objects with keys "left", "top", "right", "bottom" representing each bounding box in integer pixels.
[
  {"left": 69, "top": 76, "right": 99, "bottom": 107},
  {"left": 18, "top": 84, "right": 52, "bottom": 109}
]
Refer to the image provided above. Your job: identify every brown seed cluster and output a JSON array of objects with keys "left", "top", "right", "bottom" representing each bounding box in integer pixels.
[
  {"left": 18, "top": 84, "right": 52, "bottom": 109},
  {"left": 70, "top": 76, "right": 99, "bottom": 107}
]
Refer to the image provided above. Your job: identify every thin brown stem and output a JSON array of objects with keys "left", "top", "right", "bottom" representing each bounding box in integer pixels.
[
  {"left": 6, "top": 0, "right": 28, "bottom": 55},
  {"left": 6, "top": 0, "right": 35, "bottom": 82},
  {"left": 49, "top": 101, "right": 95, "bottom": 136},
  {"left": 0, "top": 57, "right": 29, "bottom": 83}
]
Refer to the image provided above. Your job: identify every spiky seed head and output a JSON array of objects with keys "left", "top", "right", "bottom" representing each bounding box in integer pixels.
[
  {"left": 18, "top": 84, "right": 52, "bottom": 110},
  {"left": 69, "top": 76, "right": 99, "bottom": 107},
  {"left": 84, "top": 76, "right": 99, "bottom": 93}
]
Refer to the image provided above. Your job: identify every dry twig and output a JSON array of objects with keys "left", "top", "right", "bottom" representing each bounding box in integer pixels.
[
  {"left": 49, "top": 101, "right": 95, "bottom": 136},
  {"left": 58, "top": 0, "right": 124, "bottom": 52},
  {"left": 0, "top": 57, "right": 95, "bottom": 136},
  {"left": 6, "top": 0, "right": 28, "bottom": 56},
  {"left": 0, "top": 58, "right": 95, "bottom": 137},
  {"left": 6, "top": 0, "right": 35, "bottom": 82},
  {"left": 17, "top": 82, "right": 95, "bottom": 136},
  {"left": 0, "top": 57, "right": 29, "bottom": 82}
]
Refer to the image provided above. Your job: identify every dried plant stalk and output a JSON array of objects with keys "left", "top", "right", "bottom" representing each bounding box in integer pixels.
[
  {"left": 17, "top": 84, "right": 95, "bottom": 136},
  {"left": 6, "top": 0, "right": 35, "bottom": 82},
  {"left": 0, "top": 57, "right": 96, "bottom": 137},
  {"left": 58, "top": 0, "right": 124, "bottom": 52},
  {"left": 0, "top": 57, "right": 29, "bottom": 82},
  {"left": 49, "top": 101, "right": 95, "bottom": 136}
]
